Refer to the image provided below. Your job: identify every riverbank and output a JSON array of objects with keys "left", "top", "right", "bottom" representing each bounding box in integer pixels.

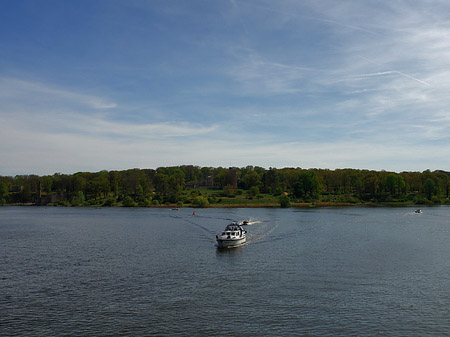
[{"left": 2, "top": 200, "right": 441, "bottom": 208}]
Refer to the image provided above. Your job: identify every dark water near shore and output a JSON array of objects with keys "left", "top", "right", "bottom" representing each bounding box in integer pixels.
[{"left": 1, "top": 206, "right": 450, "bottom": 336}]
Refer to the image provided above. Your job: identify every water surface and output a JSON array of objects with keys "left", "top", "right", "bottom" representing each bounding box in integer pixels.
[{"left": 1, "top": 206, "right": 450, "bottom": 336}]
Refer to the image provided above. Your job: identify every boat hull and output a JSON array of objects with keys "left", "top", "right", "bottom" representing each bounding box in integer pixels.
[{"left": 216, "top": 237, "right": 246, "bottom": 248}]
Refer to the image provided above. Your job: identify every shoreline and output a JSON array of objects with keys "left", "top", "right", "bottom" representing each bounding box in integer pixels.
[{"left": 1, "top": 202, "right": 438, "bottom": 208}]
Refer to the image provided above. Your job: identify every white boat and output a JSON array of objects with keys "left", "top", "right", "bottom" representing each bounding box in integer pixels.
[
  {"left": 216, "top": 222, "right": 247, "bottom": 248},
  {"left": 414, "top": 209, "right": 422, "bottom": 214}
]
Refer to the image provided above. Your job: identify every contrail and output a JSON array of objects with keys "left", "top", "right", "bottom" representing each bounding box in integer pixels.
[
  {"left": 235, "top": 0, "right": 385, "bottom": 38},
  {"left": 352, "top": 71, "right": 396, "bottom": 78},
  {"left": 393, "top": 70, "right": 431, "bottom": 86},
  {"left": 357, "top": 55, "right": 431, "bottom": 86}
]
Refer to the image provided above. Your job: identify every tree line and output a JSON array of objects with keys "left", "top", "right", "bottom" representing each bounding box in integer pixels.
[{"left": 0, "top": 166, "right": 449, "bottom": 206}]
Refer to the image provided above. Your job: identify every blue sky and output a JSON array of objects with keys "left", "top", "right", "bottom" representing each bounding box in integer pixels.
[{"left": 2, "top": 0, "right": 450, "bottom": 175}]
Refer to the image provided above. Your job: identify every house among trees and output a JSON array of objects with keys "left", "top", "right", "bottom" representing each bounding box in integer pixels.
[{"left": 201, "top": 171, "right": 215, "bottom": 188}]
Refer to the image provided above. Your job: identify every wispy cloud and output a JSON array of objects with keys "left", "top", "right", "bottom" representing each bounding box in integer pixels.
[
  {"left": 227, "top": 51, "right": 314, "bottom": 95},
  {"left": 0, "top": 77, "right": 217, "bottom": 139},
  {"left": 3, "top": 1, "right": 450, "bottom": 174},
  {"left": 0, "top": 78, "right": 117, "bottom": 110}
]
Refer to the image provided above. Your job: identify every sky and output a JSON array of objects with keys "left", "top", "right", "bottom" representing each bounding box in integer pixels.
[{"left": 1, "top": 0, "right": 450, "bottom": 175}]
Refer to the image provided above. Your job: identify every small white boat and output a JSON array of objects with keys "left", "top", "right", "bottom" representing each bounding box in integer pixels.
[
  {"left": 216, "top": 222, "right": 247, "bottom": 248},
  {"left": 414, "top": 209, "right": 422, "bottom": 214}
]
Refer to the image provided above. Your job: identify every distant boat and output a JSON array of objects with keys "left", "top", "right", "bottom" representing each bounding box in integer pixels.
[
  {"left": 171, "top": 208, "right": 179, "bottom": 211},
  {"left": 216, "top": 222, "right": 247, "bottom": 248},
  {"left": 414, "top": 209, "right": 422, "bottom": 214}
]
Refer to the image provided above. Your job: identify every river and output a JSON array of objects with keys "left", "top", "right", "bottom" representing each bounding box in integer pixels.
[{"left": 1, "top": 206, "right": 450, "bottom": 336}]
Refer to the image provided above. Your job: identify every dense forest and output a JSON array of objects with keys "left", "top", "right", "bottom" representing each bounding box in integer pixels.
[{"left": 1, "top": 166, "right": 449, "bottom": 207}]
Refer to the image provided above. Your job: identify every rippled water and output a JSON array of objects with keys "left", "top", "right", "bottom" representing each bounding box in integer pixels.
[{"left": 1, "top": 206, "right": 450, "bottom": 336}]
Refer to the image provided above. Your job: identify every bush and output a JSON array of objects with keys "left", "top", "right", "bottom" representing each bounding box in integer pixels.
[
  {"left": 208, "top": 195, "right": 217, "bottom": 203},
  {"left": 222, "top": 184, "right": 235, "bottom": 197},
  {"left": 431, "top": 196, "right": 441, "bottom": 204},
  {"left": 122, "top": 196, "right": 137, "bottom": 207},
  {"left": 273, "top": 187, "right": 283, "bottom": 196},
  {"left": 279, "top": 195, "right": 291, "bottom": 208},
  {"left": 103, "top": 198, "right": 117, "bottom": 206},
  {"left": 190, "top": 190, "right": 201, "bottom": 198},
  {"left": 248, "top": 186, "right": 259, "bottom": 197},
  {"left": 414, "top": 196, "right": 433, "bottom": 205},
  {"left": 138, "top": 198, "right": 152, "bottom": 207},
  {"left": 192, "top": 196, "right": 209, "bottom": 207}
]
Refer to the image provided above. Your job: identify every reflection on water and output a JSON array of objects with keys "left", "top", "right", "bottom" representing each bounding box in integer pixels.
[{"left": 1, "top": 206, "right": 450, "bottom": 336}]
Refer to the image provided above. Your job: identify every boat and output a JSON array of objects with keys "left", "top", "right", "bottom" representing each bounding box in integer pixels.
[
  {"left": 216, "top": 222, "right": 247, "bottom": 248},
  {"left": 414, "top": 209, "right": 422, "bottom": 214}
]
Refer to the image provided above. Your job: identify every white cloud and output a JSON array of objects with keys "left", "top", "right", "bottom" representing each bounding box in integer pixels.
[
  {"left": 3, "top": 1, "right": 450, "bottom": 175},
  {"left": 0, "top": 78, "right": 117, "bottom": 110}
]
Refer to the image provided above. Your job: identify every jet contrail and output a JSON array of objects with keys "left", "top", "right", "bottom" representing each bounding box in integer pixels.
[
  {"left": 353, "top": 71, "right": 396, "bottom": 78},
  {"left": 235, "top": 0, "right": 385, "bottom": 38},
  {"left": 357, "top": 55, "right": 431, "bottom": 86},
  {"left": 393, "top": 70, "right": 431, "bottom": 86}
]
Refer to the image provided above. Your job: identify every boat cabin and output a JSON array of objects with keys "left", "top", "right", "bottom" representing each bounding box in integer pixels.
[
  {"left": 221, "top": 222, "right": 244, "bottom": 238},
  {"left": 222, "top": 230, "right": 242, "bottom": 237}
]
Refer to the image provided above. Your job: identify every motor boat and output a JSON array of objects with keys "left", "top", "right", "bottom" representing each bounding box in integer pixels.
[
  {"left": 414, "top": 209, "right": 422, "bottom": 214},
  {"left": 216, "top": 222, "right": 247, "bottom": 248}
]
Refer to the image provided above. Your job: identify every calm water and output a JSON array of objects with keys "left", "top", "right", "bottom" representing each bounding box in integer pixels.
[{"left": 1, "top": 206, "right": 450, "bottom": 336}]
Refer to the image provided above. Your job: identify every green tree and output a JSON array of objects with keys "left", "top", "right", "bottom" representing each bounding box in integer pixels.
[
  {"left": 121, "top": 169, "right": 144, "bottom": 197},
  {"left": 71, "top": 191, "right": 85, "bottom": 206},
  {"left": 168, "top": 169, "right": 185, "bottom": 195},
  {"left": 0, "top": 182, "right": 8, "bottom": 205},
  {"left": 363, "top": 171, "right": 379, "bottom": 197},
  {"left": 40, "top": 176, "right": 53, "bottom": 194},
  {"left": 154, "top": 173, "right": 169, "bottom": 195},
  {"left": 213, "top": 167, "right": 228, "bottom": 188},
  {"left": 386, "top": 173, "right": 405, "bottom": 195},
  {"left": 0, "top": 182, "right": 8, "bottom": 199},
  {"left": 424, "top": 178, "right": 436, "bottom": 200},
  {"left": 109, "top": 171, "right": 120, "bottom": 197},
  {"left": 263, "top": 168, "right": 279, "bottom": 193},
  {"left": 241, "top": 171, "right": 261, "bottom": 189},
  {"left": 248, "top": 186, "right": 259, "bottom": 197},
  {"left": 293, "top": 171, "right": 320, "bottom": 199}
]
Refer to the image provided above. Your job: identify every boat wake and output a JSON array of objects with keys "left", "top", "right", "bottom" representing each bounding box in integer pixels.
[
  {"left": 245, "top": 219, "right": 262, "bottom": 226},
  {"left": 179, "top": 213, "right": 274, "bottom": 247},
  {"left": 246, "top": 220, "right": 279, "bottom": 245},
  {"left": 182, "top": 217, "right": 218, "bottom": 244}
]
